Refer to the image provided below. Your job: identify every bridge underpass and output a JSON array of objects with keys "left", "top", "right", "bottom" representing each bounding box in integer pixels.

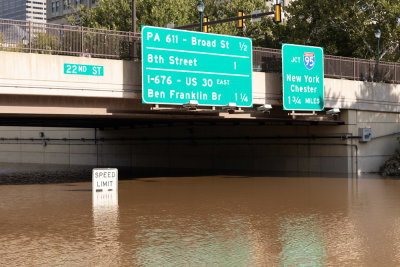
[
  {"left": 0, "top": 95, "right": 352, "bottom": 176},
  {"left": 0, "top": 106, "right": 356, "bottom": 176},
  {"left": 0, "top": 51, "right": 399, "bottom": 175}
]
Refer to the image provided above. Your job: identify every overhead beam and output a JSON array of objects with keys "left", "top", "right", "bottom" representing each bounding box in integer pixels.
[{"left": 175, "top": 11, "right": 274, "bottom": 30}]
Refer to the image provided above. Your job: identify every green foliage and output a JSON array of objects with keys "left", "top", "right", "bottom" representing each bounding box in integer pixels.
[
  {"left": 0, "top": 32, "right": 25, "bottom": 52},
  {"left": 201, "top": 0, "right": 269, "bottom": 46},
  {"left": 68, "top": 0, "right": 136, "bottom": 31},
  {"left": 381, "top": 149, "right": 400, "bottom": 176},
  {"left": 270, "top": 0, "right": 400, "bottom": 61},
  {"left": 381, "top": 136, "right": 400, "bottom": 176},
  {"left": 67, "top": 0, "right": 400, "bottom": 62},
  {"left": 0, "top": 32, "right": 4, "bottom": 51},
  {"left": 68, "top": 0, "right": 272, "bottom": 45},
  {"left": 6, "top": 43, "right": 25, "bottom": 53},
  {"left": 32, "top": 32, "right": 60, "bottom": 54},
  {"left": 80, "top": 0, "right": 131, "bottom": 31},
  {"left": 137, "top": 0, "right": 198, "bottom": 31}
]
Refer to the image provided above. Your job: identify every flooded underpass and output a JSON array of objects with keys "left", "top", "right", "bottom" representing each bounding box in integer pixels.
[{"left": 1, "top": 174, "right": 400, "bottom": 266}]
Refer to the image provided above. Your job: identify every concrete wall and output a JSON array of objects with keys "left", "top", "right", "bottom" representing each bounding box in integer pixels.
[
  {"left": 352, "top": 110, "right": 400, "bottom": 173},
  {"left": 0, "top": 123, "right": 356, "bottom": 175},
  {"left": 0, "top": 126, "right": 97, "bottom": 166},
  {"left": 1, "top": 51, "right": 400, "bottom": 174},
  {"left": 2, "top": 51, "right": 400, "bottom": 113},
  {"left": 0, "top": 109, "right": 397, "bottom": 175},
  {"left": 0, "top": 51, "right": 141, "bottom": 100},
  {"left": 253, "top": 72, "right": 400, "bottom": 113}
]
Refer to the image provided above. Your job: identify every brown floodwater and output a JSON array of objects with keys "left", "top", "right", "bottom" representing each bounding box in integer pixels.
[{"left": 1, "top": 175, "right": 400, "bottom": 266}]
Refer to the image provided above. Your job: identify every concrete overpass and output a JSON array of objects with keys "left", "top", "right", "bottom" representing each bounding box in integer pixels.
[{"left": 0, "top": 51, "right": 400, "bottom": 175}]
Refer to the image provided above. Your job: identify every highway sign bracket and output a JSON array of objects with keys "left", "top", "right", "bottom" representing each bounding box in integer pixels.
[{"left": 289, "top": 110, "right": 317, "bottom": 118}]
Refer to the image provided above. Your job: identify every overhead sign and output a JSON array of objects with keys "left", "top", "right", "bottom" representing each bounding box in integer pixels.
[
  {"left": 92, "top": 168, "right": 118, "bottom": 192},
  {"left": 64, "top": 63, "right": 103, "bottom": 76},
  {"left": 142, "top": 26, "right": 253, "bottom": 107},
  {"left": 282, "top": 44, "right": 324, "bottom": 111}
]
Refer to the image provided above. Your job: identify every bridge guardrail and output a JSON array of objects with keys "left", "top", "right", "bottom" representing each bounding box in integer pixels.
[
  {"left": 0, "top": 18, "right": 398, "bottom": 83},
  {"left": 0, "top": 18, "right": 140, "bottom": 59},
  {"left": 253, "top": 47, "right": 400, "bottom": 83}
]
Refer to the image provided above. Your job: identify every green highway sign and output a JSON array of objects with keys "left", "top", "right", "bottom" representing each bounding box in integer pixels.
[
  {"left": 64, "top": 63, "right": 103, "bottom": 76},
  {"left": 282, "top": 44, "right": 324, "bottom": 111},
  {"left": 142, "top": 26, "right": 253, "bottom": 107}
]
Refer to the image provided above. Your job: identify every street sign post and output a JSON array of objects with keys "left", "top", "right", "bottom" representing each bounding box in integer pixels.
[
  {"left": 282, "top": 44, "right": 324, "bottom": 111},
  {"left": 142, "top": 26, "right": 253, "bottom": 107}
]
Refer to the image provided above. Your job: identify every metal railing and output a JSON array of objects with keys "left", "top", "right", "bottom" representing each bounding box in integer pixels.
[
  {"left": 0, "top": 18, "right": 140, "bottom": 59},
  {"left": 1, "top": 18, "right": 399, "bottom": 83},
  {"left": 253, "top": 47, "right": 400, "bottom": 83}
]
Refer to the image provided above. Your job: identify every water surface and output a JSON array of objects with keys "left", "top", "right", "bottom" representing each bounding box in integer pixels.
[{"left": 1, "top": 175, "right": 400, "bottom": 266}]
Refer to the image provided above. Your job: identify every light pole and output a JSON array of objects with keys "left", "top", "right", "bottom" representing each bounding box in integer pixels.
[
  {"left": 132, "top": 0, "right": 137, "bottom": 59},
  {"left": 374, "top": 29, "right": 381, "bottom": 81},
  {"left": 197, "top": 0, "right": 205, "bottom": 32},
  {"left": 375, "top": 29, "right": 381, "bottom": 63}
]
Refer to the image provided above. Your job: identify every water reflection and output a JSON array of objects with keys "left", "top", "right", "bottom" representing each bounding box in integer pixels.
[
  {"left": 278, "top": 215, "right": 327, "bottom": 266},
  {"left": 1, "top": 176, "right": 400, "bottom": 265},
  {"left": 92, "top": 190, "right": 120, "bottom": 264},
  {"left": 394, "top": 218, "right": 400, "bottom": 263},
  {"left": 133, "top": 215, "right": 257, "bottom": 266}
]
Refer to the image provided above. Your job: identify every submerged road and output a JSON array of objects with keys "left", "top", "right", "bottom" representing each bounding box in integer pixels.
[{"left": 1, "top": 175, "right": 400, "bottom": 265}]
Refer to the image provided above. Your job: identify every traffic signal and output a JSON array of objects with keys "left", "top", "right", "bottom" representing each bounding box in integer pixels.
[
  {"left": 274, "top": 3, "right": 282, "bottom": 23},
  {"left": 237, "top": 10, "right": 244, "bottom": 28},
  {"left": 203, "top": 16, "right": 209, "bottom": 33}
]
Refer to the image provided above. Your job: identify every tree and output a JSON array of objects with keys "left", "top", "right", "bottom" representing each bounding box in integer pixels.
[
  {"left": 269, "top": 0, "right": 400, "bottom": 61},
  {"left": 136, "top": 0, "right": 198, "bottom": 31},
  {"left": 68, "top": 0, "right": 272, "bottom": 46},
  {"left": 67, "top": 0, "right": 400, "bottom": 62},
  {"left": 32, "top": 32, "right": 60, "bottom": 54},
  {"left": 200, "top": 0, "right": 271, "bottom": 47},
  {"left": 68, "top": 0, "right": 132, "bottom": 31},
  {"left": 67, "top": 0, "right": 198, "bottom": 31},
  {"left": 0, "top": 32, "right": 25, "bottom": 53},
  {"left": 338, "top": 0, "right": 400, "bottom": 61}
]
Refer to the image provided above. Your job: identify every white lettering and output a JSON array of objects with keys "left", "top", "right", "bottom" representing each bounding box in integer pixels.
[
  {"left": 220, "top": 40, "right": 230, "bottom": 49},
  {"left": 286, "top": 74, "right": 302, "bottom": 82},
  {"left": 291, "top": 57, "right": 301, "bottom": 63},
  {"left": 212, "top": 92, "right": 221, "bottom": 100},
  {"left": 304, "top": 75, "right": 320, "bottom": 84},
  {"left": 191, "top": 37, "right": 216, "bottom": 47},
  {"left": 148, "top": 89, "right": 165, "bottom": 99},
  {"left": 169, "top": 56, "right": 198, "bottom": 66},
  {"left": 290, "top": 85, "right": 317, "bottom": 93},
  {"left": 305, "top": 98, "right": 320, "bottom": 104},
  {"left": 148, "top": 54, "right": 164, "bottom": 64}
]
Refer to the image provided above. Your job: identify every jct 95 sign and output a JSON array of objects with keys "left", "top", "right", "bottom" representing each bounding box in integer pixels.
[
  {"left": 141, "top": 26, "right": 253, "bottom": 107},
  {"left": 282, "top": 44, "right": 324, "bottom": 111}
]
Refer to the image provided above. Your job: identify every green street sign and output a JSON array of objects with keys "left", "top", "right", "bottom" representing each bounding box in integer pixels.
[
  {"left": 64, "top": 63, "right": 104, "bottom": 76},
  {"left": 282, "top": 44, "right": 324, "bottom": 111},
  {"left": 142, "top": 26, "right": 253, "bottom": 107}
]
